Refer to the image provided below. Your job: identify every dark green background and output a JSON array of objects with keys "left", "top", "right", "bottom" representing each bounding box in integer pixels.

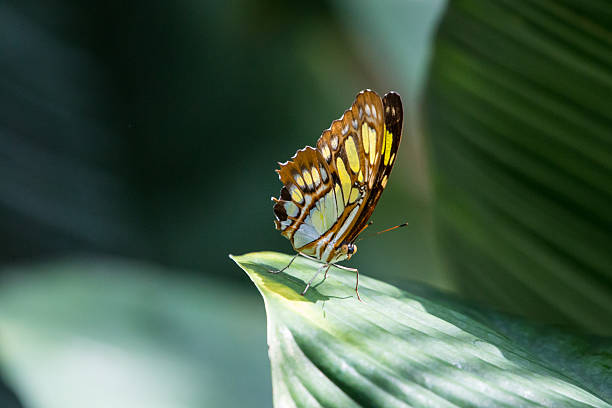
[
  {"left": 2, "top": 0, "right": 611, "bottom": 407},
  {"left": 0, "top": 0, "right": 445, "bottom": 287},
  {"left": 0, "top": 1, "right": 445, "bottom": 407}
]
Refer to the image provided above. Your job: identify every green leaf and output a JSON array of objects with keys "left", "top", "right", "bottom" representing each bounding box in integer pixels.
[
  {"left": 425, "top": 0, "right": 612, "bottom": 334},
  {"left": 0, "top": 259, "right": 272, "bottom": 408},
  {"left": 232, "top": 251, "right": 612, "bottom": 408}
]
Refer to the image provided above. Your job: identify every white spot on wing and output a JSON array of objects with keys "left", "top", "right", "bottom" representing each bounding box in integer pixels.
[
  {"left": 331, "top": 134, "right": 338, "bottom": 150},
  {"left": 319, "top": 165, "right": 328, "bottom": 182},
  {"left": 322, "top": 144, "right": 331, "bottom": 162}
]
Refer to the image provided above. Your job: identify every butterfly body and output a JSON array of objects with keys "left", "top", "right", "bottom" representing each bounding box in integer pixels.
[{"left": 272, "top": 90, "right": 403, "bottom": 296}]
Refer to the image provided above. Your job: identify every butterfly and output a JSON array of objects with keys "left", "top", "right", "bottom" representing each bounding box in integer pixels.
[{"left": 271, "top": 90, "right": 403, "bottom": 300}]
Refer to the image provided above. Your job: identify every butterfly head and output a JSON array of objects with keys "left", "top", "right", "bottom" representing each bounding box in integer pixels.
[{"left": 341, "top": 243, "right": 357, "bottom": 259}]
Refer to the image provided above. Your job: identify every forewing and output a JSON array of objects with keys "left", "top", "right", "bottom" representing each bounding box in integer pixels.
[
  {"left": 315, "top": 90, "right": 403, "bottom": 247},
  {"left": 343, "top": 91, "right": 403, "bottom": 244},
  {"left": 316, "top": 90, "right": 385, "bottom": 202}
]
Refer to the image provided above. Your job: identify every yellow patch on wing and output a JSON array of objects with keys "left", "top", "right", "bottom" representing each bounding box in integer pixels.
[
  {"left": 384, "top": 126, "right": 393, "bottom": 165},
  {"left": 334, "top": 183, "right": 344, "bottom": 215},
  {"left": 311, "top": 167, "right": 320, "bottom": 186},
  {"left": 294, "top": 174, "right": 305, "bottom": 189},
  {"left": 302, "top": 169, "right": 313, "bottom": 188},
  {"left": 362, "top": 123, "right": 370, "bottom": 155},
  {"left": 348, "top": 188, "right": 359, "bottom": 204},
  {"left": 336, "top": 157, "right": 351, "bottom": 204},
  {"left": 381, "top": 174, "right": 388, "bottom": 188},
  {"left": 369, "top": 127, "right": 377, "bottom": 165},
  {"left": 357, "top": 170, "right": 363, "bottom": 183},
  {"left": 321, "top": 189, "right": 337, "bottom": 229},
  {"left": 290, "top": 185, "right": 303, "bottom": 203},
  {"left": 345, "top": 136, "right": 360, "bottom": 173}
]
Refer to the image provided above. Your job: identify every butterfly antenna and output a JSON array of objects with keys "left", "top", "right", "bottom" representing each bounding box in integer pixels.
[
  {"left": 376, "top": 222, "right": 409, "bottom": 234},
  {"left": 356, "top": 222, "right": 408, "bottom": 242}
]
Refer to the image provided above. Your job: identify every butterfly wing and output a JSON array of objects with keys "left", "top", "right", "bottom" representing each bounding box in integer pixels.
[
  {"left": 273, "top": 146, "right": 338, "bottom": 255},
  {"left": 273, "top": 90, "right": 403, "bottom": 261},
  {"left": 343, "top": 91, "right": 403, "bottom": 245}
]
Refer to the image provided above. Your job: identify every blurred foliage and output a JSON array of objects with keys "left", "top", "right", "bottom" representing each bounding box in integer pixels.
[
  {"left": 0, "top": 0, "right": 365, "bottom": 271},
  {"left": 234, "top": 252, "right": 612, "bottom": 407},
  {"left": 0, "top": 377, "right": 23, "bottom": 408},
  {"left": 329, "top": 0, "right": 449, "bottom": 290},
  {"left": 4, "top": 0, "right": 612, "bottom": 406},
  {"left": 0, "top": 259, "right": 271, "bottom": 408},
  {"left": 0, "top": 0, "right": 449, "bottom": 405},
  {"left": 425, "top": 0, "right": 612, "bottom": 334},
  {"left": 0, "top": 0, "right": 447, "bottom": 289}
]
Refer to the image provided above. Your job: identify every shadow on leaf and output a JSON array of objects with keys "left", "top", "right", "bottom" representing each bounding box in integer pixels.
[{"left": 239, "top": 261, "right": 330, "bottom": 303}]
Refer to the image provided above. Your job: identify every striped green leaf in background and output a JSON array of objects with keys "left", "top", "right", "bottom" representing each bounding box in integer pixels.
[{"left": 425, "top": 0, "right": 612, "bottom": 334}]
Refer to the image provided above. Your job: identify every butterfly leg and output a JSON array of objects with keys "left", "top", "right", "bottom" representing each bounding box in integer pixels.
[
  {"left": 355, "top": 268, "right": 362, "bottom": 302},
  {"left": 301, "top": 264, "right": 328, "bottom": 296},
  {"left": 333, "top": 264, "right": 363, "bottom": 302},
  {"left": 299, "top": 252, "right": 331, "bottom": 282},
  {"left": 323, "top": 263, "right": 331, "bottom": 281},
  {"left": 268, "top": 253, "right": 298, "bottom": 274}
]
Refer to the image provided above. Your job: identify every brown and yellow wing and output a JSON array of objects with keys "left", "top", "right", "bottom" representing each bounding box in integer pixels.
[
  {"left": 273, "top": 142, "right": 348, "bottom": 257},
  {"left": 272, "top": 90, "right": 403, "bottom": 260},
  {"left": 343, "top": 91, "right": 403, "bottom": 245}
]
